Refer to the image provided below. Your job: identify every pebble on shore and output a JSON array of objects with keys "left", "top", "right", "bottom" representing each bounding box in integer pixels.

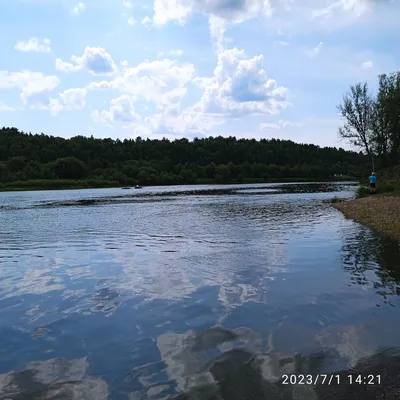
[{"left": 334, "top": 195, "right": 400, "bottom": 241}]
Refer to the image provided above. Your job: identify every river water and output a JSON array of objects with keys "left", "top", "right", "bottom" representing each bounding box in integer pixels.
[{"left": 1, "top": 182, "right": 400, "bottom": 400}]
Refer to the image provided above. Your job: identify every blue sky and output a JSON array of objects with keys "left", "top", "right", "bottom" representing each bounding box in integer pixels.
[{"left": 0, "top": 0, "right": 399, "bottom": 148}]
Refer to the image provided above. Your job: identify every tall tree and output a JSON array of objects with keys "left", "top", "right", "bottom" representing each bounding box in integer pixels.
[
  {"left": 337, "top": 83, "right": 375, "bottom": 171},
  {"left": 384, "top": 72, "right": 400, "bottom": 164},
  {"left": 371, "top": 72, "right": 400, "bottom": 167}
]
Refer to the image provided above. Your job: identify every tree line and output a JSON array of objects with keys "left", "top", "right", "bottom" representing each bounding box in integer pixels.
[
  {"left": 337, "top": 71, "right": 400, "bottom": 172},
  {"left": 0, "top": 127, "right": 368, "bottom": 187}
]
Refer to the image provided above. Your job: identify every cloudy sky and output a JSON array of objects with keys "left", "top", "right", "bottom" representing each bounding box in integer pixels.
[{"left": 0, "top": 0, "right": 399, "bottom": 148}]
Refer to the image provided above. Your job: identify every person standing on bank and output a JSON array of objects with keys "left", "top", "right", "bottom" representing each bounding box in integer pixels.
[{"left": 369, "top": 172, "right": 376, "bottom": 194}]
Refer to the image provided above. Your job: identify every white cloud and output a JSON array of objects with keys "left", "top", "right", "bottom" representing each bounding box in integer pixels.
[
  {"left": 87, "top": 43, "right": 289, "bottom": 136},
  {"left": 60, "top": 88, "right": 87, "bottom": 110},
  {"left": 0, "top": 70, "right": 60, "bottom": 111},
  {"left": 72, "top": 2, "right": 86, "bottom": 15},
  {"left": 123, "top": 0, "right": 133, "bottom": 8},
  {"left": 127, "top": 16, "right": 136, "bottom": 25},
  {"left": 92, "top": 95, "right": 141, "bottom": 123},
  {"left": 192, "top": 76, "right": 214, "bottom": 88},
  {"left": 361, "top": 60, "right": 373, "bottom": 69},
  {"left": 196, "top": 47, "right": 290, "bottom": 117},
  {"left": 89, "top": 57, "right": 195, "bottom": 132},
  {"left": 56, "top": 47, "right": 117, "bottom": 75},
  {"left": 90, "top": 58, "right": 195, "bottom": 101},
  {"left": 15, "top": 38, "right": 51, "bottom": 53},
  {"left": 260, "top": 120, "right": 302, "bottom": 130},
  {"left": 152, "top": 0, "right": 273, "bottom": 25},
  {"left": 153, "top": 0, "right": 192, "bottom": 25},
  {"left": 209, "top": 15, "right": 228, "bottom": 52},
  {"left": 307, "top": 41, "right": 323, "bottom": 58},
  {"left": 44, "top": 98, "right": 63, "bottom": 116},
  {"left": 313, "top": 0, "right": 372, "bottom": 19},
  {"left": 55, "top": 58, "right": 81, "bottom": 73},
  {"left": 141, "top": 16, "right": 152, "bottom": 25}
]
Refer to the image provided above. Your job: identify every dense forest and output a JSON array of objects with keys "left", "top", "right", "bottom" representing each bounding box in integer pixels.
[{"left": 0, "top": 127, "right": 369, "bottom": 189}]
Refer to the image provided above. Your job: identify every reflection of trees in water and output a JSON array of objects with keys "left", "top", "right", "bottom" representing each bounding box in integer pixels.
[
  {"left": 341, "top": 224, "right": 400, "bottom": 301},
  {"left": 129, "top": 325, "right": 400, "bottom": 400},
  {"left": 0, "top": 357, "right": 108, "bottom": 400}
]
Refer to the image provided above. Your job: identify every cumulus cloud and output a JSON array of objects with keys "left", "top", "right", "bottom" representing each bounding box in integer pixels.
[
  {"left": 92, "top": 95, "right": 141, "bottom": 123},
  {"left": 361, "top": 60, "right": 373, "bottom": 69},
  {"left": 127, "top": 16, "right": 136, "bottom": 24},
  {"left": 88, "top": 56, "right": 199, "bottom": 133},
  {"left": 90, "top": 58, "right": 195, "bottom": 101},
  {"left": 72, "top": 2, "right": 86, "bottom": 15},
  {"left": 195, "top": 47, "right": 290, "bottom": 117},
  {"left": 0, "top": 70, "right": 60, "bottom": 112},
  {"left": 209, "top": 15, "right": 228, "bottom": 52},
  {"left": 153, "top": 0, "right": 273, "bottom": 25},
  {"left": 87, "top": 44, "right": 289, "bottom": 136},
  {"left": 192, "top": 76, "right": 214, "bottom": 88},
  {"left": 153, "top": 0, "right": 192, "bottom": 25},
  {"left": 60, "top": 88, "right": 87, "bottom": 110},
  {"left": 15, "top": 38, "right": 51, "bottom": 53},
  {"left": 56, "top": 47, "right": 117, "bottom": 75},
  {"left": 44, "top": 98, "right": 63, "bottom": 116}
]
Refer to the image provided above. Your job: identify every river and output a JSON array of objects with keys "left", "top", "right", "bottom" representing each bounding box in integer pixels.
[{"left": 1, "top": 182, "right": 400, "bottom": 399}]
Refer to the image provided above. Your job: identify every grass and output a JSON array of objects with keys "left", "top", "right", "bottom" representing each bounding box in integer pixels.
[
  {"left": 356, "top": 180, "right": 400, "bottom": 199},
  {"left": 330, "top": 196, "right": 347, "bottom": 204}
]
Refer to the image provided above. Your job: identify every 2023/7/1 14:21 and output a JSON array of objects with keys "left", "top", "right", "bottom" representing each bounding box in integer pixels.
[{"left": 281, "top": 374, "right": 381, "bottom": 385}]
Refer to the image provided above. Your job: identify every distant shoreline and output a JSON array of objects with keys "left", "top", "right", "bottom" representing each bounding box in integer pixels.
[
  {"left": 0, "top": 177, "right": 357, "bottom": 193},
  {"left": 334, "top": 195, "right": 400, "bottom": 241}
]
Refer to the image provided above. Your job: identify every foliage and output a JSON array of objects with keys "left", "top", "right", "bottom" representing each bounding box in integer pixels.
[
  {"left": 330, "top": 197, "right": 346, "bottom": 204},
  {"left": 355, "top": 179, "right": 400, "bottom": 199},
  {"left": 0, "top": 127, "right": 369, "bottom": 188},
  {"left": 356, "top": 186, "right": 370, "bottom": 198},
  {"left": 338, "top": 71, "right": 400, "bottom": 171},
  {"left": 0, "top": 179, "right": 119, "bottom": 191},
  {"left": 337, "top": 83, "right": 375, "bottom": 168}
]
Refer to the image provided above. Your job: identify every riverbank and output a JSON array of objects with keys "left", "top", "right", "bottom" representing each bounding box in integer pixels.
[
  {"left": 0, "top": 176, "right": 356, "bottom": 192},
  {"left": 334, "top": 194, "right": 400, "bottom": 240}
]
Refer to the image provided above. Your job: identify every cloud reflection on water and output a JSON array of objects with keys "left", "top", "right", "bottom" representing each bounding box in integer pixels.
[{"left": 0, "top": 357, "right": 108, "bottom": 400}]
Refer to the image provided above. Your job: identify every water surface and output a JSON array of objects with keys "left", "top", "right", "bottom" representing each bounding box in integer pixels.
[{"left": 1, "top": 182, "right": 400, "bottom": 399}]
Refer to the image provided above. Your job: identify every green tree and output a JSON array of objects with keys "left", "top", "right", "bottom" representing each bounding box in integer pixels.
[
  {"left": 337, "top": 83, "right": 375, "bottom": 171},
  {"left": 52, "top": 157, "right": 88, "bottom": 179},
  {"left": 7, "top": 156, "right": 26, "bottom": 172},
  {"left": 0, "top": 126, "right": 370, "bottom": 187},
  {"left": 0, "top": 162, "right": 8, "bottom": 182}
]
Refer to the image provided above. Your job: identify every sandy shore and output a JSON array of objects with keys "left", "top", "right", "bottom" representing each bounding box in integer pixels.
[{"left": 334, "top": 195, "right": 400, "bottom": 240}]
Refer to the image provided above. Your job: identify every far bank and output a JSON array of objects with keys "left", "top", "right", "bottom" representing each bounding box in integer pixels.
[{"left": 0, "top": 176, "right": 356, "bottom": 193}]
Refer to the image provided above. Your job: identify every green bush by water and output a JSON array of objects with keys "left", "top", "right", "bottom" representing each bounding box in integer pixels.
[{"left": 356, "top": 180, "right": 400, "bottom": 198}]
